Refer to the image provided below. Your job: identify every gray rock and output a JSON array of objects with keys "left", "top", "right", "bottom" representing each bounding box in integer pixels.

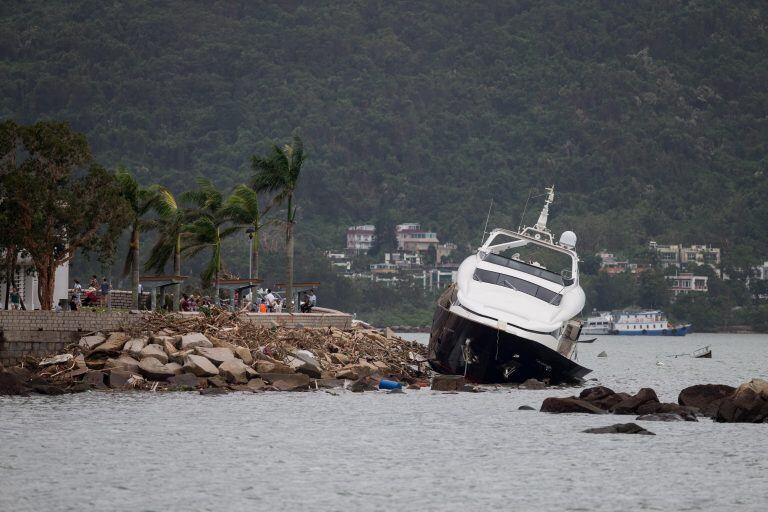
[
  {"left": 636, "top": 412, "right": 697, "bottom": 422},
  {"left": 165, "top": 362, "right": 183, "bottom": 375},
  {"left": 431, "top": 375, "right": 466, "bottom": 391},
  {"left": 679, "top": 384, "right": 736, "bottom": 417},
  {"left": 246, "top": 378, "right": 267, "bottom": 391},
  {"left": 349, "top": 376, "right": 378, "bottom": 392},
  {"left": 194, "top": 346, "right": 236, "bottom": 365},
  {"left": 260, "top": 373, "right": 310, "bottom": 391},
  {"left": 597, "top": 351, "right": 607, "bottom": 357},
  {"left": 123, "top": 337, "right": 149, "bottom": 358},
  {"left": 312, "top": 378, "right": 346, "bottom": 389},
  {"left": 78, "top": 333, "right": 106, "bottom": 350},
  {"left": 218, "top": 359, "right": 251, "bottom": 384},
  {"left": 234, "top": 346, "right": 253, "bottom": 364},
  {"left": 169, "top": 349, "right": 194, "bottom": 365},
  {"left": 138, "top": 358, "right": 176, "bottom": 381},
  {"left": 200, "top": 387, "right": 227, "bottom": 395},
  {"left": 93, "top": 332, "right": 130, "bottom": 353},
  {"left": 105, "top": 354, "right": 141, "bottom": 374},
  {"left": 540, "top": 397, "right": 607, "bottom": 414},
  {"left": 715, "top": 379, "right": 768, "bottom": 423},
  {"left": 179, "top": 332, "right": 213, "bottom": 350},
  {"left": 519, "top": 378, "right": 547, "bottom": 390},
  {"left": 579, "top": 386, "right": 616, "bottom": 402},
  {"left": 83, "top": 371, "right": 108, "bottom": 389},
  {"left": 518, "top": 405, "right": 535, "bottom": 410},
  {"left": 169, "top": 373, "right": 200, "bottom": 388},
  {"left": 39, "top": 353, "right": 74, "bottom": 367},
  {"left": 139, "top": 344, "right": 169, "bottom": 364},
  {"left": 611, "top": 388, "right": 659, "bottom": 415},
  {"left": 0, "top": 372, "right": 29, "bottom": 396},
  {"left": 583, "top": 422, "right": 655, "bottom": 435},
  {"left": 182, "top": 354, "right": 220, "bottom": 377},
  {"left": 108, "top": 369, "right": 134, "bottom": 389}
]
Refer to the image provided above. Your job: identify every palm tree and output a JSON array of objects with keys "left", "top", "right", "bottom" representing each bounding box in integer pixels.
[
  {"left": 144, "top": 187, "right": 184, "bottom": 308},
  {"left": 116, "top": 169, "right": 161, "bottom": 309},
  {"left": 222, "top": 184, "right": 273, "bottom": 279},
  {"left": 181, "top": 178, "right": 238, "bottom": 303},
  {"left": 252, "top": 134, "right": 305, "bottom": 312}
]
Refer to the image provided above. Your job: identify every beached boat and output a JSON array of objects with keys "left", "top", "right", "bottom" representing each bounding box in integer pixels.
[
  {"left": 610, "top": 310, "right": 691, "bottom": 336},
  {"left": 582, "top": 311, "right": 613, "bottom": 335},
  {"left": 427, "top": 186, "right": 591, "bottom": 384}
]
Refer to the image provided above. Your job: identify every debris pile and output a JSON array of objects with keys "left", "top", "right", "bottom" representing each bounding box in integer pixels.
[{"left": 0, "top": 312, "right": 431, "bottom": 396}]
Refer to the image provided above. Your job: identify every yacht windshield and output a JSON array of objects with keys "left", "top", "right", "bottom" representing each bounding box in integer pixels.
[
  {"left": 482, "top": 251, "right": 573, "bottom": 286},
  {"left": 473, "top": 268, "right": 562, "bottom": 305}
]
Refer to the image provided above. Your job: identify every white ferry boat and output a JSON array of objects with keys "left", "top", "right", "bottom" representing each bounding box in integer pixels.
[
  {"left": 582, "top": 311, "right": 613, "bottom": 335},
  {"left": 611, "top": 310, "right": 690, "bottom": 336}
]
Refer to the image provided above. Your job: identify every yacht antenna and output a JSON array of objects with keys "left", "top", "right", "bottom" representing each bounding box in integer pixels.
[
  {"left": 518, "top": 189, "right": 533, "bottom": 232},
  {"left": 480, "top": 199, "right": 494, "bottom": 244}
]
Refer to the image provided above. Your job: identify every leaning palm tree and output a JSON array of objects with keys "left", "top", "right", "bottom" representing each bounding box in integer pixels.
[
  {"left": 181, "top": 178, "right": 238, "bottom": 303},
  {"left": 221, "top": 184, "right": 273, "bottom": 279},
  {"left": 252, "top": 134, "right": 305, "bottom": 312},
  {"left": 116, "top": 169, "right": 161, "bottom": 309},
  {"left": 144, "top": 187, "right": 184, "bottom": 306}
]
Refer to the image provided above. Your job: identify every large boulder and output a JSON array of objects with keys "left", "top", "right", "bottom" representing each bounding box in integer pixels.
[
  {"left": 219, "top": 359, "right": 256, "bottom": 384},
  {"left": 169, "top": 349, "right": 194, "bottom": 365},
  {"left": 260, "top": 373, "right": 310, "bottom": 391},
  {"left": 611, "top": 388, "right": 659, "bottom": 415},
  {"left": 139, "top": 344, "right": 169, "bottom": 364},
  {"left": 0, "top": 371, "right": 28, "bottom": 395},
  {"left": 234, "top": 346, "right": 253, "bottom": 365},
  {"left": 519, "top": 378, "right": 547, "bottom": 390},
  {"left": 93, "top": 332, "right": 131, "bottom": 353},
  {"left": 286, "top": 353, "right": 323, "bottom": 379},
  {"left": 679, "top": 384, "right": 736, "bottom": 417},
  {"left": 182, "top": 354, "right": 220, "bottom": 377},
  {"left": 39, "top": 354, "right": 74, "bottom": 367},
  {"left": 179, "top": 333, "right": 213, "bottom": 350},
  {"left": 123, "top": 337, "right": 149, "bottom": 358},
  {"left": 194, "top": 346, "right": 236, "bottom": 365},
  {"left": 246, "top": 378, "right": 267, "bottom": 391},
  {"left": 579, "top": 386, "right": 616, "bottom": 402},
  {"left": 151, "top": 334, "right": 177, "bottom": 348},
  {"left": 104, "top": 354, "right": 141, "bottom": 374},
  {"left": 591, "top": 392, "right": 631, "bottom": 411},
  {"left": 431, "top": 375, "right": 466, "bottom": 391},
  {"left": 169, "top": 373, "right": 201, "bottom": 388},
  {"left": 138, "top": 358, "right": 176, "bottom": 381},
  {"left": 583, "top": 423, "right": 655, "bottom": 435},
  {"left": 636, "top": 402, "right": 698, "bottom": 420},
  {"left": 636, "top": 412, "right": 696, "bottom": 422},
  {"left": 715, "top": 379, "right": 768, "bottom": 423},
  {"left": 541, "top": 397, "right": 607, "bottom": 414},
  {"left": 79, "top": 333, "right": 106, "bottom": 350},
  {"left": 350, "top": 375, "right": 379, "bottom": 392},
  {"left": 335, "top": 363, "right": 375, "bottom": 380},
  {"left": 255, "top": 360, "right": 295, "bottom": 374},
  {"left": 165, "top": 362, "right": 183, "bottom": 375},
  {"left": 108, "top": 369, "right": 134, "bottom": 389}
]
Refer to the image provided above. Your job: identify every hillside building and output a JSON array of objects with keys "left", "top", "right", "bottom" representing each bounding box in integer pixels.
[
  {"left": 649, "top": 241, "right": 721, "bottom": 274},
  {"left": 395, "top": 223, "right": 439, "bottom": 252},
  {"left": 665, "top": 272, "right": 709, "bottom": 296},
  {"left": 346, "top": 225, "right": 376, "bottom": 252}
]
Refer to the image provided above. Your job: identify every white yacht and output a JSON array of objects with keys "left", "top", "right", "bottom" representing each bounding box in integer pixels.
[
  {"left": 582, "top": 311, "right": 613, "bottom": 335},
  {"left": 428, "top": 187, "right": 591, "bottom": 383}
]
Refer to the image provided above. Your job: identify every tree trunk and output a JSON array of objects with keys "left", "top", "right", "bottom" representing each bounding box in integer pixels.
[
  {"left": 173, "top": 235, "right": 181, "bottom": 312},
  {"left": 130, "top": 225, "right": 140, "bottom": 309},
  {"left": 36, "top": 256, "right": 56, "bottom": 310},
  {"left": 286, "top": 220, "right": 294, "bottom": 313},
  {"left": 214, "top": 229, "right": 221, "bottom": 305},
  {"left": 251, "top": 228, "right": 259, "bottom": 280}
]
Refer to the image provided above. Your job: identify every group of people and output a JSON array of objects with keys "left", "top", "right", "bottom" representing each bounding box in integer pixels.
[
  {"left": 179, "top": 293, "right": 213, "bottom": 312},
  {"left": 69, "top": 276, "right": 111, "bottom": 311},
  {"left": 300, "top": 289, "right": 317, "bottom": 313}
]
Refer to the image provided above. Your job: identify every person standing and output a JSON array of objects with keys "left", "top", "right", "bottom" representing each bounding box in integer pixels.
[
  {"left": 264, "top": 288, "right": 276, "bottom": 312},
  {"left": 100, "top": 277, "right": 111, "bottom": 307},
  {"left": 72, "top": 279, "right": 83, "bottom": 309},
  {"left": 309, "top": 289, "right": 317, "bottom": 308},
  {"left": 89, "top": 275, "right": 99, "bottom": 289},
  {"left": 9, "top": 287, "right": 21, "bottom": 310}
]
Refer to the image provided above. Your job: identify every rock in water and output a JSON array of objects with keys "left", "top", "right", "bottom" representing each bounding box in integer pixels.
[
  {"left": 260, "top": 373, "right": 310, "bottom": 391},
  {"left": 349, "top": 376, "right": 378, "bottom": 392},
  {"left": 139, "top": 344, "right": 169, "bottom": 364},
  {"left": 105, "top": 354, "right": 141, "bottom": 374},
  {"left": 678, "top": 384, "right": 736, "bottom": 417},
  {"left": 179, "top": 332, "right": 213, "bottom": 350},
  {"left": 518, "top": 405, "right": 535, "bottom": 410},
  {"left": 540, "top": 397, "right": 606, "bottom": 414},
  {"left": 108, "top": 369, "right": 134, "bottom": 389},
  {"left": 246, "top": 378, "right": 267, "bottom": 391},
  {"left": 169, "top": 373, "right": 200, "bottom": 388},
  {"left": 138, "top": 358, "right": 176, "bottom": 381},
  {"left": 200, "top": 387, "right": 227, "bottom": 395},
  {"left": 194, "top": 346, "right": 236, "bottom": 365},
  {"left": 431, "top": 375, "right": 466, "bottom": 391},
  {"left": 583, "top": 423, "right": 655, "bottom": 435},
  {"left": 0, "top": 371, "right": 28, "bottom": 396},
  {"left": 597, "top": 351, "right": 607, "bottom": 358},
  {"left": 579, "top": 386, "right": 615, "bottom": 402},
  {"left": 182, "top": 354, "right": 220, "bottom": 377},
  {"left": 636, "top": 413, "right": 696, "bottom": 422},
  {"left": 611, "top": 388, "right": 659, "bottom": 414},
  {"left": 715, "top": 379, "right": 768, "bottom": 423},
  {"left": 519, "top": 378, "right": 546, "bottom": 390}
]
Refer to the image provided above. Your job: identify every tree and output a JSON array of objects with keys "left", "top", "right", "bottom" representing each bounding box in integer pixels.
[
  {"left": 116, "top": 168, "right": 161, "bottom": 308},
  {"left": 579, "top": 253, "right": 602, "bottom": 275},
  {"left": 181, "top": 178, "right": 238, "bottom": 302},
  {"left": 637, "top": 269, "right": 670, "bottom": 309},
  {"left": 252, "top": 134, "right": 306, "bottom": 311},
  {"left": 3, "top": 121, "right": 130, "bottom": 309},
  {"left": 221, "top": 184, "right": 271, "bottom": 279},
  {"left": 144, "top": 187, "right": 184, "bottom": 305},
  {"left": 0, "top": 120, "right": 21, "bottom": 309}
]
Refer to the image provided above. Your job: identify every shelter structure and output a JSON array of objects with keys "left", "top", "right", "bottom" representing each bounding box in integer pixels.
[
  {"left": 217, "top": 278, "right": 263, "bottom": 311},
  {"left": 139, "top": 275, "right": 188, "bottom": 311}
]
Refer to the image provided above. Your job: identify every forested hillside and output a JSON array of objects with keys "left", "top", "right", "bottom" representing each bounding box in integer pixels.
[{"left": 2, "top": 1, "right": 768, "bottom": 324}]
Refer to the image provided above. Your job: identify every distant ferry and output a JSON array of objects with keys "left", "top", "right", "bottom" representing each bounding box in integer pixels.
[
  {"left": 610, "top": 310, "right": 691, "bottom": 336},
  {"left": 582, "top": 311, "right": 613, "bottom": 335}
]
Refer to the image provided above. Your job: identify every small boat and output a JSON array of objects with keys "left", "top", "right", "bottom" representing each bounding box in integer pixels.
[
  {"left": 582, "top": 311, "right": 613, "bottom": 335},
  {"left": 578, "top": 337, "right": 597, "bottom": 343},
  {"left": 693, "top": 346, "right": 712, "bottom": 358},
  {"left": 428, "top": 186, "right": 591, "bottom": 384},
  {"left": 610, "top": 310, "right": 691, "bottom": 336}
]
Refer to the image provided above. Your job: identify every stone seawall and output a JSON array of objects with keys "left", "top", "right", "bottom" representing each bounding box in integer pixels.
[{"left": 0, "top": 309, "right": 352, "bottom": 366}]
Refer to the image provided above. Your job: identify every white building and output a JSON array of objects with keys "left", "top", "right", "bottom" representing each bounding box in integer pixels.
[
  {"left": 649, "top": 241, "right": 721, "bottom": 275},
  {"left": 0, "top": 253, "right": 69, "bottom": 310},
  {"left": 395, "top": 223, "right": 439, "bottom": 252},
  {"left": 665, "top": 272, "right": 708, "bottom": 296},
  {"left": 346, "top": 225, "right": 376, "bottom": 252}
]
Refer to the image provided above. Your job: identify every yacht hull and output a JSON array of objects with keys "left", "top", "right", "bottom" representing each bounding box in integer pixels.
[{"left": 428, "top": 303, "right": 591, "bottom": 384}]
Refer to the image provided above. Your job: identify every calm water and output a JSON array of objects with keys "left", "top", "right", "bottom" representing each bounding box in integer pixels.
[{"left": 1, "top": 333, "right": 767, "bottom": 511}]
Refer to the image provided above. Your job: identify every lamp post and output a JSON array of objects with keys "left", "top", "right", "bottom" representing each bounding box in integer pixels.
[{"left": 246, "top": 226, "right": 256, "bottom": 280}]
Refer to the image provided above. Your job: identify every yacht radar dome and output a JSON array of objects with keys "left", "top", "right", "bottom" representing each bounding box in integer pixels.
[{"left": 559, "top": 231, "right": 577, "bottom": 248}]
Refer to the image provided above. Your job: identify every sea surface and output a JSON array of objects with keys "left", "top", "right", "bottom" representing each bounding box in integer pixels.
[{"left": 1, "top": 333, "right": 767, "bottom": 511}]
